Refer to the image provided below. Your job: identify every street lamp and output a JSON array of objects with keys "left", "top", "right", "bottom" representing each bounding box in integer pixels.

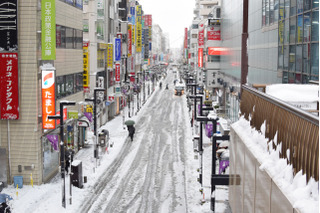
[
  {"left": 85, "top": 88, "right": 105, "bottom": 170},
  {"left": 47, "top": 100, "right": 76, "bottom": 208}
]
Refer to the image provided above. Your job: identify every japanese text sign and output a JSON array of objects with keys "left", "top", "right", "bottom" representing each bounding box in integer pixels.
[
  {"left": 42, "top": 69, "right": 55, "bottom": 129},
  {"left": 115, "top": 63, "right": 121, "bottom": 82},
  {"left": 0, "top": 0, "right": 18, "bottom": 51},
  {"left": 114, "top": 38, "right": 121, "bottom": 61},
  {"left": 107, "top": 43, "right": 113, "bottom": 68},
  {"left": 0, "top": 53, "right": 19, "bottom": 119},
  {"left": 41, "top": 0, "right": 56, "bottom": 60}
]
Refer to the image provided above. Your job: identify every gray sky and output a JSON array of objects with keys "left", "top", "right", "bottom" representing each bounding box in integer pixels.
[{"left": 138, "top": 0, "right": 195, "bottom": 49}]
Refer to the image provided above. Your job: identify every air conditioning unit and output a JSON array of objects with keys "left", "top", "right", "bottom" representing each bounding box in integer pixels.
[{"left": 212, "top": 6, "right": 221, "bottom": 19}]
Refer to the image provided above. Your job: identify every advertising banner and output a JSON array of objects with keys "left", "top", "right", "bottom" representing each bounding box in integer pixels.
[
  {"left": 107, "top": 43, "right": 113, "bottom": 68},
  {"left": 0, "top": 53, "right": 19, "bottom": 119},
  {"left": 83, "top": 41, "right": 89, "bottom": 90},
  {"left": 128, "top": 25, "right": 132, "bottom": 57},
  {"left": 132, "top": 25, "right": 135, "bottom": 45},
  {"left": 184, "top": 28, "right": 188, "bottom": 49},
  {"left": 42, "top": 69, "right": 55, "bottom": 129},
  {"left": 115, "top": 63, "right": 121, "bottom": 82},
  {"left": 198, "top": 24, "right": 205, "bottom": 47},
  {"left": 0, "top": 0, "right": 18, "bottom": 51},
  {"left": 115, "top": 38, "right": 121, "bottom": 61},
  {"left": 136, "top": 5, "right": 142, "bottom": 52},
  {"left": 41, "top": 0, "right": 56, "bottom": 60},
  {"left": 207, "top": 26, "right": 221, "bottom": 41},
  {"left": 198, "top": 48, "right": 203, "bottom": 68}
]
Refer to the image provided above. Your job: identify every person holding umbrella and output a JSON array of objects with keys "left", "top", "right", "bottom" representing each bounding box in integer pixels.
[
  {"left": 0, "top": 183, "right": 13, "bottom": 213},
  {"left": 125, "top": 120, "right": 135, "bottom": 141}
]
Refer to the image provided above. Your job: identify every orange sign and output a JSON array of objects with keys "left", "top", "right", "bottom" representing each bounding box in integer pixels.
[{"left": 42, "top": 70, "right": 55, "bottom": 129}]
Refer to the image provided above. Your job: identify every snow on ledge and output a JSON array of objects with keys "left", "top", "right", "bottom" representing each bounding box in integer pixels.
[{"left": 231, "top": 116, "right": 319, "bottom": 213}]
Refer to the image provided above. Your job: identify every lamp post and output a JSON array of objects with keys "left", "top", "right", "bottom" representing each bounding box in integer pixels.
[
  {"left": 47, "top": 100, "right": 76, "bottom": 208},
  {"left": 85, "top": 88, "right": 105, "bottom": 171}
]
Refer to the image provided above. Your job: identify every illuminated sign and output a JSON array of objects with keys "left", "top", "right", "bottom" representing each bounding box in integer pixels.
[
  {"left": 42, "top": 69, "right": 55, "bottom": 129},
  {"left": 208, "top": 47, "right": 228, "bottom": 55},
  {"left": 83, "top": 41, "right": 89, "bottom": 90},
  {"left": 198, "top": 48, "right": 203, "bottom": 67}
]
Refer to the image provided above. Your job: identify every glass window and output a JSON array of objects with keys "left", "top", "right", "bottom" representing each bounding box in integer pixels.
[
  {"left": 289, "top": 45, "right": 296, "bottom": 71},
  {"left": 303, "top": 43, "right": 311, "bottom": 73},
  {"left": 297, "top": 0, "right": 303, "bottom": 13},
  {"left": 285, "top": 0, "right": 290, "bottom": 18},
  {"left": 76, "top": 30, "right": 83, "bottom": 49},
  {"left": 56, "top": 76, "right": 66, "bottom": 99},
  {"left": 296, "top": 45, "right": 303, "bottom": 72},
  {"left": 75, "top": 72, "right": 83, "bottom": 92},
  {"left": 192, "top": 34, "right": 197, "bottom": 38},
  {"left": 313, "top": 0, "right": 319, "bottom": 8},
  {"left": 311, "top": 43, "right": 319, "bottom": 76},
  {"left": 311, "top": 10, "right": 319, "bottom": 41},
  {"left": 43, "top": 135, "right": 59, "bottom": 182},
  {"left": 208, "top": 55, "right": 220, "bottom": 62},
  {"left": 278, "top": 46, "right": 284, "bottom": 69},
  {"left": 304, "top": 0, "right": 311, "bottom": 11},
  {"left": 280, "top": 0, "right": 285, "bottom": 20},
  {"left": 274, "top": 0, "right": 279, "bottom": 21},
  {"left": 284, "top": 45, "right": 289, "bottom": 69},
  {"left": 302, "top": 74, "right": 309, "bottom": 83},
  {"left": 279, "top": 20, "right": 284, "bottom": 44},
  {"left": 266, "top": 0, "right": 270, "bottom": 25},
  {"left": 66, "top": 27, "right": 74, "bottom": 49},
  {"left": 290, "top": 0, "right": 296, "bottom": 16},
  {"left": 65, "top": 74, "right": 74, "bottom": 95},
  {"left": 288, "top": 72, "right": 295, "bottom": 82},
  {"left": 283, "top": 71, "right": 289, "bottom": 82},
  {"left": 304, "top": 12, "right": 311, "bottom": 42},
  {"left": 295, "top": 73, "right": 302, "bottom": 82},
  {"left": 289, "top": 17, "right": 296, "bottom": 43},
  {"left": 284, "top": 19, "right": 290, "bottom": 44},
  {"left": 56, "top": 25, "right": 66, "bottom": 48},
  {"left": 263, "top": 0, "right": 266, "bottom": 26},
  {"left": 297, "top": 15, "right": 303, "bottom": 42},
  {"left": 270, "top": 0, "right": 275, "bottom": 23}
]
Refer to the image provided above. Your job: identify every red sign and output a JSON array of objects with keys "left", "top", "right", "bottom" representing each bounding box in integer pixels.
[
  {"left": 56, "top": 108, "right": 68, "bottom": 125},
  {"left": 0, "top": 53, "right": 19, "bottom": 119},
  {"left": 207, "top": 26, "right": 221, "bottom": 41},
  {"left": 128, "top": 25, "right": 132, "bottom": 57},
  {"left": 42, "top": 69, "right": 55, "bottom": 129},
  {"left": 108, "top": 96, "right": 115, "bottom": 102},
  {"left": 144, "top": 14, "right": 152, "bottom": 26},
  {"left": 198, "top": 48, "right": 203, "bottom": 68},
  {"left": 130, "top": 72, "right": 135, "bottom": 83},
  {"left": 208, "top": 47, "right": 228, "bottom": 55},
  {"left": 184, "top": 28, "right": 188, "bottom": 49},
  {"left": 198, "top": 24, "right": 205, "bottom": 47},
  {"left": 115, "top": 63, "right": 121, "bottom": 82}
]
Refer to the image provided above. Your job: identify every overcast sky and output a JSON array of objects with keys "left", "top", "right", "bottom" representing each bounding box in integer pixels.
[{"left": 138, "top": 0, "right": 195, "bottom": 49}]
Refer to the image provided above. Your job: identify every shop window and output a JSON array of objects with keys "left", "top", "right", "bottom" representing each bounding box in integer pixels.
[
  {"left": 297, "top": 0, "right": 303, "bottom": 13},
  {"left": 289, "top": 17, "right": 296, "bottom": 43},
  {"left": 66, "top": 27, "right": 74, "bottom": 49},
  {"left": 304, "top": 0, "right": 311, "bottom": 11},
  {"left": 302, "top": 74, "right": 309, "bottom": 83},
  {"left": 56, "top": 25, "right": 66, "bottom": 48},
  {"left": 288, "top": 72, "right": 295, "bottom": 83},
  {"left": 311, "top": 10, "right": 319, "bottom": 41},
  {"left": 295, "top": 73, "right": 302, "bottom": 83},
  {"left": 304, "top": 12, "right": 311, "bottom": 42},
  {"left": 283, "top": 71, "right": 289, "bottom": 82},
  {"left": 311, "top": 43, "right": 319, "bottom": 76},
  {"left": 43, "top": 135, "right": 59, "bottom": 182},
  {"left": 303, "top": 44, "right": 311, "bottom": 73},
  {"left": 296, "top": 45, "right": 303, "bottom": 72},
  {"left": 75, "top": 72, "right": 83, "bottom": 92},
  {"left": 65, "top": 74, "right": 75, "bottom": 95},
  {"left": 289, "top": 45, "right": 296, "bottom": 71},
  {"left": 56, "top": 76, "right": 66, "bottom": 99},
  {"left": 290, "top": 0, "right": 296, "bottom": 16}
]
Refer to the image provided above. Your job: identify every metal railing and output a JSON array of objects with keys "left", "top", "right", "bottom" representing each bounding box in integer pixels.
[{"left": 240, "top": 85, "right": 319, "bottom": 182}]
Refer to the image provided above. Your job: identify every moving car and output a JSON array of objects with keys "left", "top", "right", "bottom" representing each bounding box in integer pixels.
[{"left": 174, "top": 83, "right": 184, "bottom": 96}]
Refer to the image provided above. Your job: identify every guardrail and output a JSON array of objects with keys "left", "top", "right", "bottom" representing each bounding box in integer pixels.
[{"left": 240, "top": 85, "right": 319, "bottom": 182}]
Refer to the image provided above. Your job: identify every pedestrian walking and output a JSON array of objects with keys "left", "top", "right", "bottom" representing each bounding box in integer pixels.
[
  {"left": 65, "top": 148, "right": 70, "bottom": 175},
  {"left": 127, "top": 125, "right": 135, "bottom": 141}
]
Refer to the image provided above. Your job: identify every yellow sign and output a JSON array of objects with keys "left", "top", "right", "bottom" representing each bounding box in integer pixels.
[
  {"left": 86, "top": 105, "right": 93, "bottom": 113},
  {"left": 136, "top": 23, "right": 142, "bottom": 52},
  {"left": 107, "top": 43, "right": 113, "bottom": 68},
  {"left": 132, "top": 26, "right": 135, "bottom": 45},
  {"left": 83, "top": 43, "right": 89, "bottom": 88}
]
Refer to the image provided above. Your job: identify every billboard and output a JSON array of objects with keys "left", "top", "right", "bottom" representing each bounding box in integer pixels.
[
  {"left": 83, "top": 41, "right": 89, "bottom": 90},
  {"left": 41, "top": 0, "right": 56, "bottom": 60},
  {"left": 42, "top": 69, "right": 55, "bottom": 129},
  {"left": 207, "top": 26, "right": 221, "bottom": 41},
  {"left": 198, "top": 48, "right": 203, "bottom": 68},
  {"left": 128, "top": 25, "right": 132, "bottom": 57},
  {"left": 114, "top": 38, "right": 121, "bottom": 61},
  {"left": 136, "top": 5, "right": 142, "bottom": 52},
  {"left": 0, "top": 0, "right": 18, "bottom": 51},
  {"left": 198, "top": 24, "right": 205, "bottom": 47},
  {"left": 115, "top": 63, "right": 121, "bottom": 82},
  {"left": 0, "top": 53, "right": 19, "bottom": 119},
  {"left": 107, "top": 43, "right": 113, "bottom": 68}
]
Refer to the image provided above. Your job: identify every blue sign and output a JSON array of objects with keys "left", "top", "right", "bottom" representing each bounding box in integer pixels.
[
  {"left": 115, "top": 38, "right": 121, "bottom": 61},
  {"left": 130, "top": 7, "right": 135, "bottom": 16},
  {"left": 149, "top": 42, "right": 152, "bottom": 51}
]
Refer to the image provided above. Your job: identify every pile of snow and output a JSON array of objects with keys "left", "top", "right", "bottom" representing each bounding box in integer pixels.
[
  {"left": 266, "top": 84, "right": 319, "bottom": 111},
  {"left": 232, "top": 116, "right": 319, "bottom": 213}
]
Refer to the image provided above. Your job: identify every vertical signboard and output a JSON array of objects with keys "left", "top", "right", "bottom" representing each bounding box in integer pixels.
[
  {"left": 0, "top": 53, "right": 19, "bottom": 119},
  {"left": 207, "top": 26, "right": 221, "bottom": 41},
  {"left": 83, "top": 41, "right": 89, "bottom": 92},
  {"left": 198, "top": 48, "right": 203, "bottom": 68},
  {"left": 114, "top": 38, "right": 121, "bottom": 61},
  {"left": 136, "top": 5, "right": 142, "bottom": 52},
  {"left": 128, "top": 25, "right": 132, "bottom": 57},
  {"left": 184, "top": 28, "right": 188, "bottom": 49},
  {"left": 198, "top": 24, "right": 205, "bottom": 48},
  {"left": 42, "top": 69, "right": 55, "bottom": 129},
  {"left": 115, "top": 63, "right": 121, "bottom": 83},
  {"left": 0, "top": 0, "right": 18, "bottom": 51},
  {"left": 41, "top": 0, "right": 56, "bottom": 60},
  {"left": 107, "top": 43, "right": 113, "bottom": 68}
]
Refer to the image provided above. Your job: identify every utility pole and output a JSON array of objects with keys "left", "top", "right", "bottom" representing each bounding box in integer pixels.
[{"left": 48, "top": 101, "right": 76, "bottom": 208}]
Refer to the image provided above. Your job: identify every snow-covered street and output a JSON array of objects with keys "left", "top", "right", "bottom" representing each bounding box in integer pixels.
[{"left": 2, "top": 70, "right": 230, "bottom": 213}]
